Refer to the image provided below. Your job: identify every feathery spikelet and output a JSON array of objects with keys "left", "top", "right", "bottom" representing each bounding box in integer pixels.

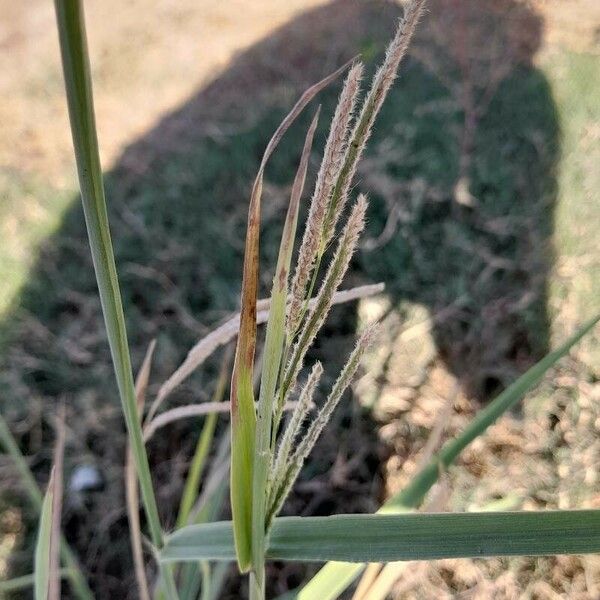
[
  {"left": 294, "top": 324, "right": 377, "bottom": 460},
  {"left": 267, "top": 324, "right": 377, "bottom": 525},
  {"left": 280, "top": 194, "right": 368, "bottom": 405},
  {"left": 270, "top": 362, "right": 322, "bottom": 495},
  {"left": 320, "top": 0, "right": 426, "bottom": 247},
  {"left": 287, "top": 63, "right": 364, "bottom": 336}
]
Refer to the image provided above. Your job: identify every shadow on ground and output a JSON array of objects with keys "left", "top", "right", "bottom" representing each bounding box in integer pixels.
[{"left": 0, "top": 0, "right": 558, "bottom": 597}]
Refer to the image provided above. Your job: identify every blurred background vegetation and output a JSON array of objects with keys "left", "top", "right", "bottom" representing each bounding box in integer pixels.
[{"left": 1, "top": 0, "right": 599, "bottom": 597}]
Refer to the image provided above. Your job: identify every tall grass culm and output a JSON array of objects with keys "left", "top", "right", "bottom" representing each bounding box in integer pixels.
[{"left": 3, "top": 0, "right": 594, "bottom": 598}]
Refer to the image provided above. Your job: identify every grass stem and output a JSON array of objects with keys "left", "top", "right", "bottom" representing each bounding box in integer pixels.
[{"left": 53, "top": 1, "right": 178, "bottom": 597}]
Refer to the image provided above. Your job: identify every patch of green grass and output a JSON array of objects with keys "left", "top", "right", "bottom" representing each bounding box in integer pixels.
[
  {"left": 543, "top": 50, "right": 600, "bottom": 323},
  {"left": 0, "top": 172, "right": 73, "bottom": 320}
]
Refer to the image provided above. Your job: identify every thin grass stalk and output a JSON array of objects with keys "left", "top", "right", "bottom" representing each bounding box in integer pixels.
[
  {"left": 179, "top": 429, "right": 232, "bottom": 600},
  {"left": 126, "top": 340, "right": 157, "bottom": 600},
  {"left": 200, "top": 561, "right": 211, "bottom": 600},
  {"left": 53, "top": 2, "right": 178, "bottom": 596},
  {"left": 48, "top": 405, "right": 66, "bottom": 600},
  {"left": 177, "top": 348, "right": 232, "bottom": 529},
  {"left": 0, "top": 414, "right": 92, "bottom": 600},
  {"left": 34, "top": 468, "right": 54, "bottom": 600}
]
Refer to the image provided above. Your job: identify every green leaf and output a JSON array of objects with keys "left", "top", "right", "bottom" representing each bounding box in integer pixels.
[
  {"left": 177, "top": 349, "right": 231, "bottom": 530},
  {"left": 161, "top": 510, "right": 600, "bottom": 564},
  {"left": 53, "top": 0, "right": 166, "bottom": 550},
  {"left": 295, "top": 313, "right": 600, "bottom": 599},
  {"left": 251, "top": 109, "right": 320, "bottom": 584},
  {"left": 54, "top": 3, "right": 178, "bottom": 596},
  {"left": 230, "top": 59, "right": 354, "bottom": 573},
  {"left": 35, "top": 470, "right": 55, "bottom": 600}
]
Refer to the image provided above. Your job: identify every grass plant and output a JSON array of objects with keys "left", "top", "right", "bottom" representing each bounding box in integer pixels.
[{"left": 0, "top": 1, "right": 597, "bottom": 598}]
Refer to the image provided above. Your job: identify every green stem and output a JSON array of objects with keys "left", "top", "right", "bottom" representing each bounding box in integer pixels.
[
  {"left": 53, "top": 1, "right": 178, "bottom": 597},
  {"left": 249, "top": 568, "right": 265, "bottom": 600},
  {"left": 200, "top": 561, "right": 211, "bottom": 600}
]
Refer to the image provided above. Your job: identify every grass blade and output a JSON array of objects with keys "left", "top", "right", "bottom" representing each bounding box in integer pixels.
[
  {"left": 125, "top": 340, "right": 157, "bottom": 600},
  {"left": 161, "top": 510, "right": 600, "bottom": 563},
  {"left": 0, "top": 415, "right": 92, "bottom": 600},
  {"left": 53, "top": 0, "right": 165, "bottom": 548},
  {"left": 48, "top": 406, "right": 66, "bottom": 600},
  {"left": 230, "top": 61, "right": 352, "bottom": 574},
  {"left": 53, "top": 3, "right": 178, "bottom": 596},
  {"left": 251, "top": 109, "right": 320, "bottom": 589},
  {"left": 34, "top": 469, "right": 55, "bottom": 600},
  {"left": 293, "top": 313, "right": 600, "bottom": 598},
  {"left": 384, "top": 314, "right": 600, "bottom": 512}
]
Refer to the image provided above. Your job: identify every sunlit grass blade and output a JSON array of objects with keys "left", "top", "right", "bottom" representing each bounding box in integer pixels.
[
  {"left": 383, "top": 313, "right": 600, "bottom": 513},
  {"left": 160, "top": 510, "right": 600, "bottom": 563},
  {"left": 294, "top": 313, "right": 600, "bottom": 599},
  {"left": 353, "top": 562, "right": 406, "bottom": 600},
  {"left": 34, "top": 469, "right": 55, "bottom": 600},
  {"left": 0, "top": 415, "right": 92, "bottom": 600},
  {"left": 251, "top": 109, "right": 320, "bottom": 592}
]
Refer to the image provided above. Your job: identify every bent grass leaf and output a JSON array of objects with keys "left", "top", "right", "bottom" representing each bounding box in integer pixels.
[{"left": 154, "top": 283, "right": 383, "bottom": 410}]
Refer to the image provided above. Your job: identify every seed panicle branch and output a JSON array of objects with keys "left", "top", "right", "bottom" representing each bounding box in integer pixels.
[
  {"left": 280, "top": 194, "right": 368, "bottom": 406},
  {"left": 288, "top": 63, "right": 364, "bottom": 336},
  {"left": 267, "top": 325, "right": 377, "bottom": 525},
  {"left": 321, "top": 0, "right": 426, "bottom": 248},
  {"left": 270, "top": 362, "right": 323, "bottom": 494}
]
